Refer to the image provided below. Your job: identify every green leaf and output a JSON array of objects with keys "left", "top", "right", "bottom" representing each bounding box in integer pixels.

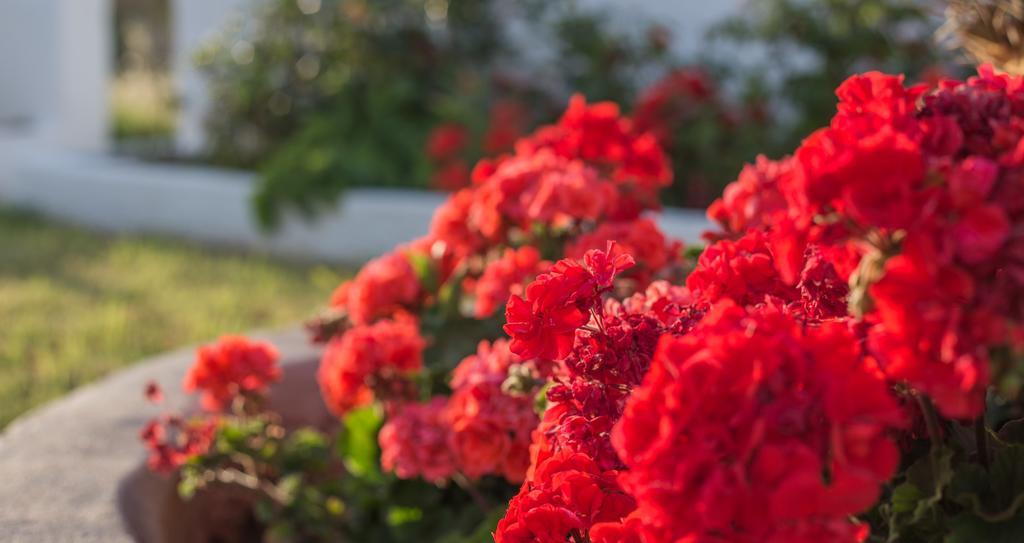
[
  {"left": 883, "top": 446, "right": 953, "bottom": 541},
  {"left": 337, "top": 406, "right": 383, "bottom": 480},
  {"left": 950, "top": 444, "right": 1024, "bottom": 523},
  {"left": 387, "top": 506, "right": 424, "bottom": 527},
  {"left": 277, "top": 473, "right": 304, "bottom": 503},
  {"left": 437, "top": 506, "right": 506, "bottom": 543},
  {"left": 999, "top": 419, "right": 1024, "bottom": 445},
  {"left": 177, "top": 467, "right": 205, "bottom": 500},
  {"left": 280, "top": 427, "right": 330, "bottom": 470},
  {"left": 407, "top": 251, "right": 438, "bottom": 294},
  {"left": 946, "top": 510, "right": 1024, "bottom": 543}
]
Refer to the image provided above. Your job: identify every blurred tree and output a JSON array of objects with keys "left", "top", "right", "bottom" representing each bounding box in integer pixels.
[{"left": 710, "top": 0, "right": 957, "bottom": 149}]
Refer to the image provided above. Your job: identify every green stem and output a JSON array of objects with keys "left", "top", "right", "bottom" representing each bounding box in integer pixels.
[
  {"left": 976, "top": 415, "right": 990, "bottom": 469},
  {"left": 916, "top": 394, "right": 943, "bottom": 449},
  {"left": 452, "top": 473, "right": 489, "bottom": 512}
]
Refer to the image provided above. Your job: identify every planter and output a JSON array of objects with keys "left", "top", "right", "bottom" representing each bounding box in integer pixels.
[
  {"left": 0, "top": 328, "right": 324, "bottom": 542},
  {"left": 119, "top": 353, "right": 332, "bottom": 543}
]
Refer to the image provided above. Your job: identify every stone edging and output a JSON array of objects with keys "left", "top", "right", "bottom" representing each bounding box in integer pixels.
[{"left": 0, "top": 328, "right": 321, "bottom": 542}]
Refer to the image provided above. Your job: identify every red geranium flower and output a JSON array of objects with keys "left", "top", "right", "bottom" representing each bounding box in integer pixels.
[{"left": 183, "top": 336, "right": 281, "bottom": 412}]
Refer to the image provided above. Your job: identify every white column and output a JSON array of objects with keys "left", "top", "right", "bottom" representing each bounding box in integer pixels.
[
  {"left": 0, "top": 0, "right": 58, "bottom": 129},
  {"left": 53, "top": 0, "right": 113, "bottom": 152},
  {"left": 172, "top": 0, "right": 253, "bottom": 155}
]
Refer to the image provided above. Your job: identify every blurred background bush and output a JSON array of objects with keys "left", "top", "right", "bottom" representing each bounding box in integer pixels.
[{"left": 143, "top": 0, "right": 955, "bottom": 227}]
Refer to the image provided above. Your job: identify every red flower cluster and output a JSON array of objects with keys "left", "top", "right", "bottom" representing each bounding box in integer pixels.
[
  {"left": 495, "top": 450, "right": 635, "bottom": 543},
  {"left": 332, "top": 249, "right": 421, "bottom": 326},
  {"left": 467, "top": 246, "right": 549, "bottom": 318},
  {"left": 320, "top": 95, "right": 680, "bottom": 491},
  {"left": 427, "top": 123, "right": 471, "bottom": 191},
  {"left": 427, "top": 98, "right": 532, "bottom": 192},
  {"left": 709, "top": 66, "right": 1024, "bottom": 418},
  {"left": 484, "top": 95, "right": 672, "bottom": 219},
  {"left": 318, "top": 315, "right": 425, "bottom": 416},
  {"left": 504, "top": 244, "right": 635, "bottom": 361},
  {"left": 183, "top": 336, "right": 281, "bottom": 412},
  {"left": 379, "top": 398, "right": 455, "bottom": 483},
  {"left": 633, "top": 68, "right": 716, "bottom": 148},
  {"left": 496, "top": 248, "right": 700, "bottom": 541},
  {"left": 706, "top": 154, "right": 791, "bottom": 235},
  {"left": 377, "top": 339, "right": 549, "bottom": 483},
  {"left": 446, "top": 339, "right": 546, "bottom": 482},
  {"left": 565, "top": 217, "right": 680, "bottom": 285},
  {"left": 614, "top": 301, "right": 904, "bottom": 542},
  {"left": 141, "top": 416, "right": 218, "bottom": 473},
  {"left": 421, "top": 95, "right": 673, "bottom": 263},
  {"left": 484, "top": 99, "right": 529, "bottom": 155}
]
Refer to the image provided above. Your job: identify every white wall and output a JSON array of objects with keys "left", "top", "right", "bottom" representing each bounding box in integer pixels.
[
  {"left": 0, "top": 151, "right": 709, "bottom": 262},
  {"left": 0, "top": 0, "right": 110, "bottom": 151},
  {"left": 0, "top": 1, "right": 59, "bottom": 125},
  {"left": 54, "top": 0, "right": 112, "bottom": 152},
  {"left": 172, "top": 0, "right": 251, "bottom": 154}
]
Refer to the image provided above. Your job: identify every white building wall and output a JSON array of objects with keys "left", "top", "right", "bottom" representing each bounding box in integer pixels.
[
  {"left": 172, "top": 0, "right": 251, "bottom": 154},
  {"left": 0, "top": 1, "right": 59, "bottom": 126},
  {"left": 0, "top": 0, "right": 110, "bottom": 151}
]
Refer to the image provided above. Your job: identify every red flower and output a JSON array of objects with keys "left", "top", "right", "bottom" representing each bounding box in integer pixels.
[
  {"left": 470, "top": 246, "right": 548, "bottom": 318},
  {"left": 707, "top": 155, "right": 791, "bottom": 235},
  {"left": 952, "top": 203, "right": 1010, "bottom": 264},
  {"left": 182, "top": 336, "right": 280, "bottom": 412},
  {"left": 715, "top": 66, "right": 1024, "bottom": 417},
  {"left": 141, "top": 416, "right": 218, "bottom": 473},
  {"left": 426, "top": 123, "right": 467, "bottom": 162},
  {"left": 379, "top": 398, "right": 456, "bottom": 483},
  {"left": 504, "top": 293, "right": 586, "bottom": 361},
  {"left": 566, "top": 218, "right": 675, "bottom": 285},
  {"left": 504, "top": 245, "right": 633, "bottom": 360},
  {"left": 686, "top": 229, "right": 797, "bottom": 308},
  {"left": 430, "top": 160, "right": 471, "bottom": 192},
  {"left": 613, "top": 302, "right": 903, "bottom": 542},
  {"left": 342, "top": 250, "right": 421, "bottom": 326},
  {"left": 445, "top": 340, "right": 546, "bottom": 482},
  {"left": 317, "top": 315, "right": 425, "bottom": 416},
  {"left": 484, "top": 99, "right": 528, "bottom": 154},
  {"left": 494, "top": 450, "right": 635, "bottom": 543},
  {"left": 144, "top": 381, "right": 164, "bottom": 404}
]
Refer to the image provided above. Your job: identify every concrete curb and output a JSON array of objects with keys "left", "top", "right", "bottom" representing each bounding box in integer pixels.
[{"left": 0, "top": 328, "right": 320, "bottom": 542}]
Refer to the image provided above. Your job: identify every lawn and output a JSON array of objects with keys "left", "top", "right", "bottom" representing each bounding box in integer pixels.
[{"left": 0, "top": 208, "right": 347, "bottom": 428}]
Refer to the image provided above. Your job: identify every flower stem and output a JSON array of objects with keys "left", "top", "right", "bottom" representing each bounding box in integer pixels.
[
  {"left": 453, "top": 473, "right": 489, "bottom": 512},
  {"left": 976, "top": 415, "right": 990, "bottom": 468},
  {"left": 915, "top": 394, "right": 943, "bottom": 449}
]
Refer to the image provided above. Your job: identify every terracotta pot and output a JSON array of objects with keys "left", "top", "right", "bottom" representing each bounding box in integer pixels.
[{"left": 118, "top": 356, "right": 334, "bottom": 543}]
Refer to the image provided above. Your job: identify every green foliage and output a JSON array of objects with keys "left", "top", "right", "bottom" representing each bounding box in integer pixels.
[
  {"left": 177, "top": 396, "right": 511, "bottom": 542},
  {"left": 710, "top": 0, "right": 956, "bottom": 153},
  {"left": 869, "top": 415, "right": 1024, "bottom": 542},
  {"left": 880, "top": 447, "right": 954, "bottom": 542},
  {"left": 337, "top": 406, "right": 383, "bottom": 480},
  {"left": 197, "top": 0, "right": 673, "bottom": 227}
]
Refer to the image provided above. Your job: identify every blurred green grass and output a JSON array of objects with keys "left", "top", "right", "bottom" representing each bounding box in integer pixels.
[{"left": 0, "top": 208, "right": 347, "bottom": 428}]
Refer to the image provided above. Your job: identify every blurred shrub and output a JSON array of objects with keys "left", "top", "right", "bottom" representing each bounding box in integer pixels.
[
  {"left": 197, "top": 0, "right": 958, "bottom": 226},
  {"left": 710, "top": 0, "right": 956, "bottom": 151},
  {"left": 195, "top": 0, "right": 672, "bottom": 228}
]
